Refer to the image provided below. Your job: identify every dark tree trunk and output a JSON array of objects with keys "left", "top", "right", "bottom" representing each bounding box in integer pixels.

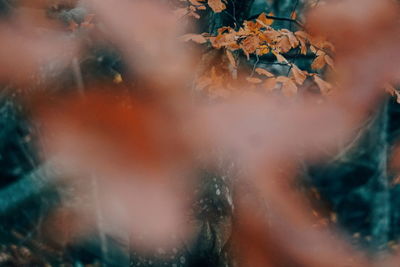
[{"left": 308, "top": 100, "right": 391, "bottom": 252}]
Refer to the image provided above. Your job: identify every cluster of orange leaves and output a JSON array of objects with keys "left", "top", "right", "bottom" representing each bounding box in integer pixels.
[
  {"left": 180, "top": 8, "right": 336, "bottom": 98},
  {"left": 174, "top": 0, "right": 226, "bottom": 19}
]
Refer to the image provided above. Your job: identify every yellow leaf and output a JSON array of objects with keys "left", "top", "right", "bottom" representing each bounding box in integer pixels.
[
  {"left": 291, "top": 65, "right": 307, "bottom": 85},
  {"left": 179, "top": 33, "right": 207, "bottom": 44},
  {"left": 255, "top": 67, "right": 274, "bottom": 77},
  {"left": 113, "top": 73, "right": 123, "bottom": 84},
  {"left": 208, "top": 0, "right": 226, "bottom": 13},
  {"left": 226, "top": 49, "right": 236, "bottom": 68},
  {"left": 257, "top": 45, "right": 270, "bottom": 56}
]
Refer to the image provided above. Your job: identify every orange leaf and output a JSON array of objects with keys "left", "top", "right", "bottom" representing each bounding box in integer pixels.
[
  {"left": 311, "top": 55, "right": 326, "bottom": 70},
  {"left": 281, "top": 79, "right": 298, "bottom": 96},
  {"left": 255, "top": 67, "right": 274, "bottom": 77},
  {"left": 324, "top": 55, "right": 335, "bottom": 69},
  {"left": 273, "top": 51, "right": 288, "bottom": 63},
  {"left": 278, "top": 35, "right": 292, "bottom": 53},
  {"left": 242, "top": 35, "right": 260, "bottom": 55},
  {"left": 257, "top": 12, "right": 274, "bottom": 27},
  {"left": 314, "top": 75, "right": 332, "bottom": 94},
  {"left": 291, "top": 65, "right": 307, "bottom": 85},
  {"left": 264, "top": 78, "right": 277, "bottom": 91},
  {"left": 287, "top": 32, "right": 299, "bottom": 49},
  {"left": 179, "top": 33, "right": 207, "bottom": 44},
  {"left": 208, "top": 0, "right": 226, "bottom": 13},
  {"left": 189, "top": 0, "right": 202, "bottom": 5},
  {"left": 246, "top": 77, "right": 262, "bottom": 84}
]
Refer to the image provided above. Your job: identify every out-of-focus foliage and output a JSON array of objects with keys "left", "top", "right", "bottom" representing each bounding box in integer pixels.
[{"left": 1, "top": 0, "right": 400, "bottom": 266}]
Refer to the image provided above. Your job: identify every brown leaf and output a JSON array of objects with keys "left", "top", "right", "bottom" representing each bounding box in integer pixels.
[{"left": 208, "top": 0, "right": 226, "bottom": 13}]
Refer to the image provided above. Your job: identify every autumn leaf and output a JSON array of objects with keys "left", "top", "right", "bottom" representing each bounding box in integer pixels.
[
  {"left": 275, "top": 76, "right": 298, "bottom": 96},
  {"left": 256, "top": 12, "right": 274, "bottom": 27},
  {"left": 282, "top": 79, "right": 298, "bottom": 96},
  {"left": 278, "top": 35, "right": 292, "bottom": 53},
  {"left": 255, "top": 67, "right": 274, "bottom": 77},
  {"left": 314, "top": 75, "right": 332, "bottom": 94},
  {"left": 242, "top": 35, "right": 260, "bottom": 55},
  {"left": 311, "top": 54, "right": 326, "bottom": 70},
  {"left": 287, "top": 32, "right": 300, "bottom": 49},
  {"left": 179, "top": 33, "right": 208, "bottom": 44},
  {"left": 208, "top": 0, "right": 226, "bottom": 13},
  {"left": 264, "top": 77, "right": 277, "bottom": 91},
  {"left": 257, "top": 45, "right": 270, "bottom": 56},
  {"left": 246, "top": 77, "right": 262, "bottom": 84},
  {"left": 189, "top": 0, "right": 202, "bottom": 5},
  {"left": 291, "top": 65, "right": 307, "bottom": 85},
  {"left": 272, "top": 51, "right": 288, "bottom": 63},
  {"left": 324, "top": 55, "right": 335, "bottom": 69}
]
